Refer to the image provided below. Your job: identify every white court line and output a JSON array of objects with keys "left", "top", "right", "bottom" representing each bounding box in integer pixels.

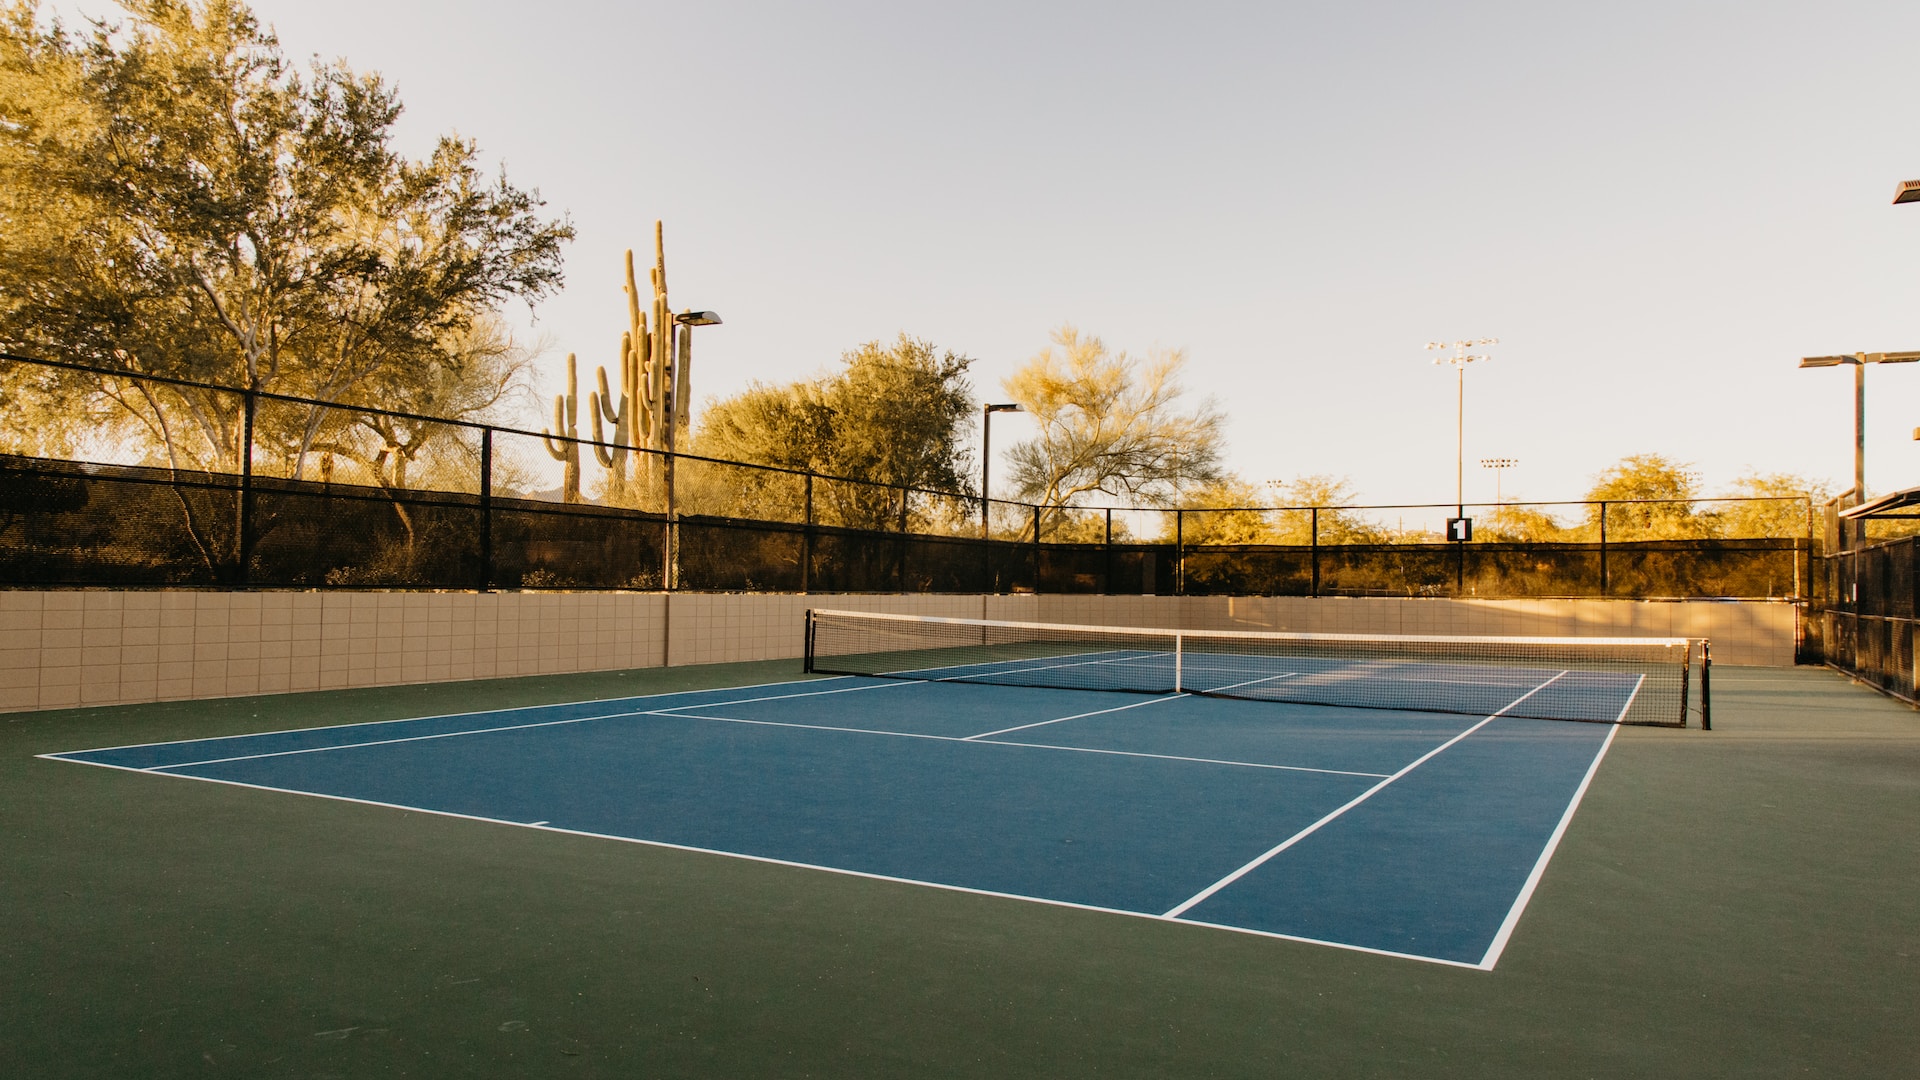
[
  {"left": 963, "top": 694, "right": 1185, "bottom": 740},
  {"left": 894, "top": 650, "right": 1171, "bottom": 683},
  {"left": 1193, "top": 671, "right": 1301, "bottom": 694},
  {"left": 1614, "top": 673, "right": 1647, "bottom": 724},
  {"left": 644, "top": 679, "right": 912, "bottom": 712},
  {"left": 131, "top": 707, "right": 662, "bottom": 771},
  {"left": 1475, "top": 721, "right": 1621, "bottom": 970},
  {"left": 41, "top": 756, "right": 1472, "bottom": 967},
  {"left": 1160, "top": 670, "right": 1572, "bottom": 919},
  {"left": 97, "top": 695, "right": 1387, "bottom": 780},
  {"left": 650, "top": 710, "right": 1389, "bottom": 778},
  {"left": 42, "top": 673, "right": 858, "bottom": 758}
]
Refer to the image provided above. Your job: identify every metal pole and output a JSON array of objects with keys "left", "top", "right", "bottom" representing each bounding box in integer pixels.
[
  {"left": 802, "top": 472, "right": 813, "bottom": 594},
  {"left": 479, "top": 427, "right": 493, "bottom": 591},
  {"left": 238, "top": 389, "right": 255, "bottom": 587},
  {"left": 1456, "top": 363, "right": 1465, "bottom": 521},
  {"left": 981, "top": 404, "right": 992, "bottom": 541},
  {"left": 1855, "top": 361, "right": 1867, "bottom": 549},
  {"left": 1104, "top": 507, "right": 1113, "bottom": 595},
  {"left": 1310, "top": 506, "right": 1320, "bottom": 598},
  {"left": 1176, "top": 509, "right": 1185, "bottom": 596},
  {"left": 1031, "top": 504, "right": 1041, "bottom": 591},
  {"left": 1599, "top": 500, "right": 1609, "bottom": 596},
  {"left": 1454, "top": 364, "right": 1466, "bottom": 594}
]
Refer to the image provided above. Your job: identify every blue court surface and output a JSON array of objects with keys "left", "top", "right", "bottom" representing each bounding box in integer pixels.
[{"left": 46, "top": 662, "right": 1626, "bottom": 970}]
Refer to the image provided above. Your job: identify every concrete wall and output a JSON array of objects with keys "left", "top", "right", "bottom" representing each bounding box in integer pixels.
[{"left": 0, "top": 589, "right": 1789, "bottom": 714}]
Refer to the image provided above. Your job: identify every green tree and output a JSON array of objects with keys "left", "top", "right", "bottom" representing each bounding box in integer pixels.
[
  {"left": 692, "top": 334, "right": 976, "bottom": 530},
  {"left": 1266, "top": 475, "right": 1386, "bottom": 544},
  {"left": 1001, "top": 326, "right": 1225, "bottom": 516},
  {"left": 1479, "top": 503, "right": 1579, "bottom": 542},
  {"left": 0, "top": 0, "right": 571, "bottom": 474},
  {"left": 1172, "top": 477, "right": 1272, "bottom": 545},
  {"left": 1585, "top": 453, "right": 1708, "bottom": 540},
  {"left": 1716, "top": 471, "right": 1824, "bottom": 540}
]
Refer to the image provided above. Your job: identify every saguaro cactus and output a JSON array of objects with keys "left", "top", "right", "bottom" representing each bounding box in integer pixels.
[
  {"left": 556, "top": 220, "right": 696, "bottom": 508},
  {"left": 541, "top": 352, "right": 583, "bottom": 503}
]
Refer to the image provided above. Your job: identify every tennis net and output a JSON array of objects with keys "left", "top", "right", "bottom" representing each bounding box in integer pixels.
[{"left": 804, "top": 608, "right": 1708, "bottom": 727}]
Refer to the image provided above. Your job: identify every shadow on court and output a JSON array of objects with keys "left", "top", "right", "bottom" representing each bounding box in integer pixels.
[{"left": 2, "top": 662, "right": 1915, "bottom": 1078}]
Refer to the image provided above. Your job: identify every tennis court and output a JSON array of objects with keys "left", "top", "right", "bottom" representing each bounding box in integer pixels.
[{"left": 43, "top": 611, "right": 1702, "bottom": 970}]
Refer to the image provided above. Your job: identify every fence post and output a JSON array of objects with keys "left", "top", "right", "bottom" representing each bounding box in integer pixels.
[
  {"left": 1310, "top": 507, "right": 1320, "bottom": 598},
  {"left": 1176, "top": 509, "right": 1185, "bottom": 596},
  {"left": 896, "top": 485, "right": 908, "bottom": 590},
  {"left": 664, "top": 448, "right": 677, "bottom": 591},
  {"left": 238, "top": 389, "right": 255, "bottom": 587},
  {"left": 802, "top": 472, "right": 813, "bottom": 594},
  {"left": 1030, "top": 505, "right": 1041, "bottom": 591},
  {"left": 1598, "top": 500, "right": 1609, "bottom": 596},
  {"left": 1104, "top": 508, "right": 1113, "bottom": 596},
  {"left": 479, "top": 427, "right": 493, "bottom": 591}
]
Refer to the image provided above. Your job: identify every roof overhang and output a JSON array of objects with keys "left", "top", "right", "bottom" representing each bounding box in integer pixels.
[{"left": 1838, "top": 485, "right": 1920, "bottom": 519}]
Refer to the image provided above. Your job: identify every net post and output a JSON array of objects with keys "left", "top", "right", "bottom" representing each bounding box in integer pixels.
[
  {"left": 1679, "top": 639, "right": 1691, "bottom": 727},
  {"left": 1174, "top": 632, "right": 1183, "bottom": 693},
  {"left": 803, "top": 609, "right": 816, "bottom": 674},
  {"left": 1700, "top": 638, "right": 1712, "bottom": 731}
]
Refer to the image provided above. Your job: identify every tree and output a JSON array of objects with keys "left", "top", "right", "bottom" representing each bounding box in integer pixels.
[
  {"left": 0, "top": 0, "right": 572, "bottom": 475},
  {"left": 1265, "top": 475, "right": 1386, "bottom": 544},
  {"left": 1584, "top": 453, "right": 1706, "bottom": 540},
  {"left": 692, "top": 334, "right": 976, "bottom": 530},
  {"left": 1001, "top": 326, "right": 1225, "bottom": 516},
  {"left": 1716, "top": 471, "right": 1824, "bottom": 540},
  {"left": 1479, "top": 503, "right": 1579, "bottom": 542},
  {"left": 1171, "top": 477, "right": 1271, "bottom": 545}
]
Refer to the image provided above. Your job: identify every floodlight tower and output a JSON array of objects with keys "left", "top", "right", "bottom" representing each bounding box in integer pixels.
[
  {"left": 1481, "top": 458, "right": 1519, "bottom": 505},
  {"left": 1426, "top": 338, "right": 1499, "bottom": 533}
]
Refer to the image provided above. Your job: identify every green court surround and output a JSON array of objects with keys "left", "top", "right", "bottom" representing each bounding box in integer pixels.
[{"left": 3, "top": 662, "right": 1915, "bottom": 1078}]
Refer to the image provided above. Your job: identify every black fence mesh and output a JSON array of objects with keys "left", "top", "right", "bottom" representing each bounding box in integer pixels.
[{"left": 0, "top": 353, "right": 1817, "bottom": 599}]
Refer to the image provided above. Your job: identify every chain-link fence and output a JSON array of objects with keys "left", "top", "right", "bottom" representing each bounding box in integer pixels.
[{"left": 1, "top": 353, "right": 1815, "bottom": 598}]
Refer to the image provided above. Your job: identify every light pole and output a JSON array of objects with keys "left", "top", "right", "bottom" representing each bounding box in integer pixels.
[
  {"left": 1799, "top": 351, "right": 1920, "bottom": 546},
  {"left": 664, "top": 309, "right": 721, "bottom": 587},
  {"left": 981, "top": 403, "right": 1023, "bottom": 539},
  {"left": 1481, "top": 458, "right": 1518, "bottom": 505},
  {"left": 1426, "top": 338, "right": 1498, "bottom": 538}
]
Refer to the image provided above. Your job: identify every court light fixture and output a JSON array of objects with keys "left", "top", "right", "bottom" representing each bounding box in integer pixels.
[
  {"left": 1895, "top": 179, "right": 1920, "bottom": 205},
  {"left": 1797, "top": 350, "right": 1920, "bottom": 545},
  {"left": 981, "top": 403, "right": 1025, "bottom": 539},
  {"left": 1426, "top": 338, "right": 1499, "bottom": 528},
  {"left": 673, "top": 310, "right": 722, "bottom": 326}
]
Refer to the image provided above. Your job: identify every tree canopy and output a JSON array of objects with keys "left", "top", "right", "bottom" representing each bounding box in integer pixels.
[
  {"left": 0, "top": 0, "right": 571, "bottom": 473},
  {"left": 1001, "top": 326, "right": 1225, "bottom": 511},
  {"left": 692, "top": 334, "right": 976, "bottom": 529}
]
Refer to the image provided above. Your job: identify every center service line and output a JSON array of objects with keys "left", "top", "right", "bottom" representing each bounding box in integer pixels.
[{"left": 1160, "top": 670, "right": 1571, "bottom": 919}]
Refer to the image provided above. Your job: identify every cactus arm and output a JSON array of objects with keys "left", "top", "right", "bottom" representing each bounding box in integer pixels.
[
  {"left": 589, "top": 392, "right": 615, "bottom": 467},
  {"left": 541, "top": 393, "right": 570, "bottom": 458}
]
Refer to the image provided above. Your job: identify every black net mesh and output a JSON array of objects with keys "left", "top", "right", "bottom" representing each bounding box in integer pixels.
[{"left": 806, "top": 608, "right": 1701, "bottom": 726}]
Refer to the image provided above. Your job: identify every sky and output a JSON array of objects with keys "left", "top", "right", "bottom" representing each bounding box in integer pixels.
[{"left": 48, "top": 1, "right": 1920, "bottom": 509}]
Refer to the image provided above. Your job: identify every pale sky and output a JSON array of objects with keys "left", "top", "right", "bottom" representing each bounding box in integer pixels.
[{"left": 51, "top": 1, "right": 1920, "bottom": 509}]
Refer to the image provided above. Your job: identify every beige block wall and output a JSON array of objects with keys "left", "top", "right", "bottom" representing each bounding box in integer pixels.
[
  {"left": 0, "top": 589, "right": 1792, "bottom": 714},
  {"left": 0, "top": 590, "right": 1042, "bottom": 714}
]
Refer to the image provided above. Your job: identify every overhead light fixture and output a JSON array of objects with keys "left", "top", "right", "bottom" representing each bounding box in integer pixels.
[
  {"left": 674, "top": 310, "right": 722, "bottom": 327},
  {"left": 1895, "top": 179, "right": 1920, "bottom": 205}
]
